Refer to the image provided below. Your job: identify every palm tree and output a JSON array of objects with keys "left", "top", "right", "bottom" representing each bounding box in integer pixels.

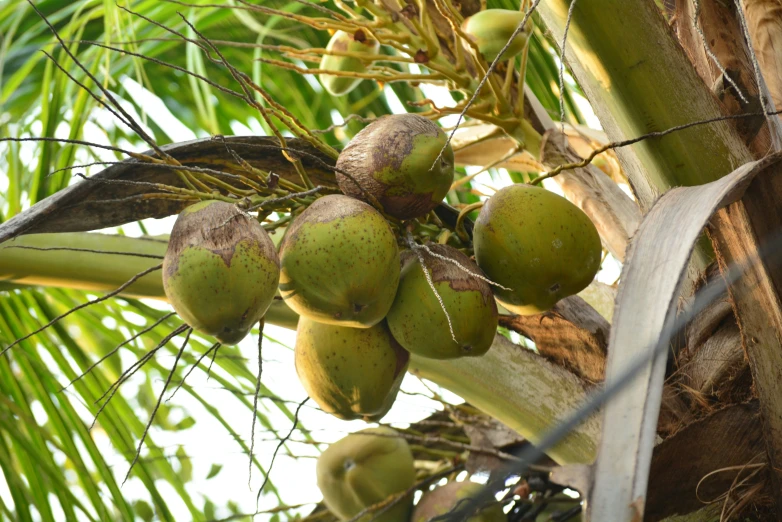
[{"left": 1, "top": 0, "right": 781, "bottom": 520}]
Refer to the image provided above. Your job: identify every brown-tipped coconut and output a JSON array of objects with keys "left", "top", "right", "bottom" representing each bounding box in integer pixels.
[
  {"left": 473, "top": 184, "right": 602, "bottom": 315},
  {"left": 295, "top": 317, "right": 409, "bottom": 421},
  {"left": 386, "top": 244, "right": 498, "bottom": 359},
  {"left": 162, "top": 200, "right": 280, "bottom": 345},
  {"left": 335, "top": 113, "right": 455, "bottom": 220},
  {"left": 319, "top": 30, "right": 380, "bottom": 96},
  {"left": 413, "top": 481, "right": 506, "bottom": 522},
  {"left": 317, "top": 427, "right": 416, "bottom": 522},
  {"left": 462, "top": 9, "right": 529, "bottom": 62},
  {"left": 278, "top": 194, "right": 400, "bottom": 328}
]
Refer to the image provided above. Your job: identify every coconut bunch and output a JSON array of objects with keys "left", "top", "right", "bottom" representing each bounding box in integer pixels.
[
  {"left": 267, "top": 112, "right": 603, "bottom": 426},
  {"left": 158, "top": 113, "right": 602, "bottom": 427},
  {"left": 158, "top": 100, "right": 599, "bottom": 522}
]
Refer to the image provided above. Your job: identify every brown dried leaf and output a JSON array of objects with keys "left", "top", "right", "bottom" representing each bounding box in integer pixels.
[{"left": 0, "top": 137, "right": 337, "bottom": 244}]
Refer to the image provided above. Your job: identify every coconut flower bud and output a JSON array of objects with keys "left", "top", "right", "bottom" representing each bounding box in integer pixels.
[{"left": 462, "top": 9, "right": 529, "bottom": 62}]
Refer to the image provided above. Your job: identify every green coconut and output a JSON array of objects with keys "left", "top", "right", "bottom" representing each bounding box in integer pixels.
[
  {"left": 319, "top": 30, "right": 380, "bottom": 96},
  {"left": 335, "top": 113, "right": 455, "bottom": 220},
  {"left": 295, "top": 317, "right": 409, "bottom": 421},
  {"left": 162, "top": 200, "right": 280, "bottom": 345},
  {"left": 473, "top": 184, "right": 602, "bottom": 315},
  {"left": 278, "top": 194, "right": 400, "bottom": 328},
  {"left": 386, "top": 244, "right": 498, "bottom": 359},
  {"left": 413, "top": 481, "right": 506, "bottom": 522},
  {"left": 462, "top": 9, "right": 529, "bottom": 62},
  {"left": 317, "top": 427, "right": 416, "bottom": 522}
]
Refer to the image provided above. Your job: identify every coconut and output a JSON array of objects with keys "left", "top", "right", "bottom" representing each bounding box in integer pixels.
[
  {"left": 473, "top": 184, "right": 602, "bottom": 315},
  {"left": 462, "top": 9, "right": 529, "bottom": 62},
  {"left": 386, "top": 244, "right": 498, "bottom": 359},
  {"left": 413, "top": 481, "right": 506, "bottom": 522},
  {"left": 319, "top": 30, "right": 380, "bottom": 96},
  {"left": 294, "top": 317, "right": 409, "bottom": 421},
  {"left": 335, "top": 113, "right": 455, "bottom": 220},
  {"left": 278, "top": 194, "right": 400, "bottom": 328},
  {"left": 162, "top": 200, "right": 280, "bottom": 345},
  {"left": 317, "top": 427, "right": 415, "bottom": 522}
]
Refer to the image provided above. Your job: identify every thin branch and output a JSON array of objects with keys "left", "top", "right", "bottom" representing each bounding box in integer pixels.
[
  {"left": 734, "top": 0, "right": 774, "bottom": 131},
  {"left": 61, "top": 312, "right": 176, "bottom": 391},
  {"left": 432, "top": 0, "right": 543, "bottom": 170},
  {"left": 346, "top": 465, "right": 464, "bottom": 522},
  {"left": 207, "top": 344, "right": 220, "bottom": 381},
  {"left": 532, "top": 107, "right": 782, "bottom": 184},
  {"left": 90, "top": 324, "right": 189, "bottom": 430},
  {"left": 255, "top": 397, "right": 309, "bottom": 505},
  {"left": 248, "top": 320, "right": 265, "bottom": 489},
  {"left": 0, "top": 137, "right": 136, "bottom": 157},
  {"left": 167, "top": 341, "right": 221, "bottom": 401},
  {"left": 247, "top": 187, "right": 323, "bottom": 211},
  {"left": 693, "top": 0, "right": 748, "bottom": 104},
  {"left": 27, "top": 0, "right": 170, "bottom": 160},
  {"left": 558, "top": 0, "right": 578, "bottom": 131},
  {"left": 2, "top": 245, "right": 163, "bottom": 260},
  {"left": 1, "top": 264, "right": 163, "bottom": 357},
  {"left": 123, "top": 327, "right": 192, "bottom": 485}
]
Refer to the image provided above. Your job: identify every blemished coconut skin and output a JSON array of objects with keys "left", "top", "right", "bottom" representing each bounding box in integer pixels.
[
  {"left": 319, "top": 30, "right": 380, "bottom": 96},
  {"left": 317, "top": 427, "right": 416, "bottom": 522},
  {"left": 279, "top": 195, "right": 400, "bottom": 327},
  {"left": 474, "top": 184, "right": 602, "bottom": 315},
  {"left": 386, "top": 244, "right": 498, "bottom": 359},
  {"left": 294, "top": 318, "right": 409, "bottom": 421},
  {"left": 335, "top": 113, "right": 455, "bottom": 220},
  {"left": 413, "top": 481, "right": 506, "bottom": 522},
  {"left": 462, "top": 9, "right": 529, "bottom": 62},
  {"left": 162, "top": 200, "right": 280, "bottom": 345}
]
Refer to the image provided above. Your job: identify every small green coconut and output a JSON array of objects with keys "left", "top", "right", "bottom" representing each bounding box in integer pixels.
[
  {"left": 462, "top": 9, "right": 529, "bottom": 62},
  {"left": 162, "top": 200, "right": 280, "bottom": 345},
  {"left": 335, "top": 113, "right": 455, "bottom": 220},
  {"left": 294, "top": 317, "right": 409, "bottom": 421},
  {"left": 413, "top": 481, "right": 506, "bottom": 522},
  {"left": 473, "top": 184, "right": 602, "bottom": 315},
  {"left": 317, "top": 427, "right": 415, "bottom": 522},
  {"left": 319, "top": 30, "right": 380, "bottom": 96},
  {"left": 279, "top": 194, "right": 400, "bottom": 328},
  {"left": 386, "top": 244, "right": 498, "bottom": 359}
]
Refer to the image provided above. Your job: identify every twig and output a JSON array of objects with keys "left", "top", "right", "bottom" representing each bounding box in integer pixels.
[
  {"left": 123, "top": 327, "right": 192, "bottom": 485},
  {"left": 2, "top": 245, "right": 163, "bottom": 260},
  {"left": 693, "top": 0, "right": 748, "bottom": 104},
  {"left": 345, "top": 465, "right": 464, "bottom": 522},
  {"left": 1, "top": 264, "right": 163, "bottom": 357},
  {"left": 532, "top": 108, "right": 782, "bottom": 184},
  {"left": 558, "top": 0, "right": 578, "bottom": 131},
  {"left": 247, "top": 187, "right": 323, "bottom": 212},
  {"left": 61, "top": 312, "right": 176, "bottom": 391},
  {"left": 734, "top": 0, "right": 774, "bottom": 133},
  {"left": 431, "top": 0, "right": 542, "bottom": 170},
  {"left": 255, "top": 397, "right": 309, "bottom": 505},
  {"left": 248, "top": 320, "right": 265, "bottom": 489},
  {"left": 167, "top": 341, "right": 221, "bottom": 401},
  {"left": 405, "top": 234, "right": 457, "bottom": 344},
  {"left": 90, "top": 324, "right": 189, "bottom": 430},
  {"left": 207, "top": 344, "right": 220, "bottom": 381}
]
